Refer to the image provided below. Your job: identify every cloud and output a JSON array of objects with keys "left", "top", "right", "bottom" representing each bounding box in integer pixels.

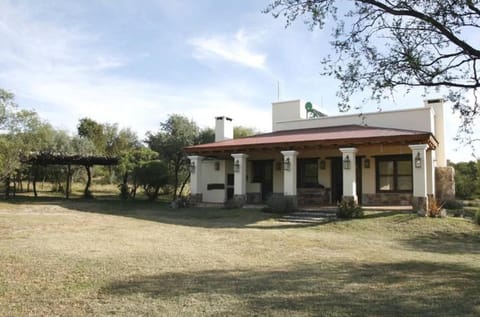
[{"left": 189, "top": 29, "right": 267, "bottom": 69}]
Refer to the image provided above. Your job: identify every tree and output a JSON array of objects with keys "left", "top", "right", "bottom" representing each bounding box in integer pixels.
[
  {"left": 77, "top": 118, "right": 106, "bottom": 153},
  {"left": 196, "top": 127, "right": 215, "bottom": 144},
  {"left": 146, "top": 115, "right": 199, "bottom": 200},
  {"left": 117, "top": 147, "right": 158, "bottom": 199},
  {"left": 234, "top": 126, "right": 257, "bottom": 138},
  {"left": 451, "top": 160, "right": 480, "bottom": 199},
  {"left": 265, "top": 0, "right": 480, "bottom": 144},
  {"left": 134, "top": 160, "right": 169, "bottom": 201}
]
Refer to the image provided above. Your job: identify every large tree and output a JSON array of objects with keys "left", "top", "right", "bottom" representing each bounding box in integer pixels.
[
  {"left": 265, "top": 0, "right": 480, "bottom": 144},
  {"left": 146, "top": 114, "right": 199, "bottom": 200}
]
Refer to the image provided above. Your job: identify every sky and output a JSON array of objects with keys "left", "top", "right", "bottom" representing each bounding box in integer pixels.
[{"left": 0, "top": 0, "right": 477, "bottom": 162}]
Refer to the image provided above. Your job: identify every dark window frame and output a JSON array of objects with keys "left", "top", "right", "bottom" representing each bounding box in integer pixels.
[
  {"left": 297, "top": 158, "right": 319, "bottom": 188},
  {"left": 375, "top": 155, "right": 413, "bottom": 193}
]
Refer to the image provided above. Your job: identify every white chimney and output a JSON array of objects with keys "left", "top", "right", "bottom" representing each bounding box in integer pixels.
[
  {"left": 424, "top": 98, "right": 446, "bottom": 167},
  {"left": 215, "top": 116, "right": 233, "bottom": 142}
]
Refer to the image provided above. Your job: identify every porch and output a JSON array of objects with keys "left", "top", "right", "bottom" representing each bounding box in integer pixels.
[{"left": 186, "top": 124, "right": 439, "bottom": 211}]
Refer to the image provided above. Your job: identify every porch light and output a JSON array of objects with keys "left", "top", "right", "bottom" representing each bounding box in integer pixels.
[
  {"left": 343, "top": 155, "right": 351, "bottom": 170},
  {"left": 415, "top": 153, "right": 421, "bottom": 168},
  {"left": 364, "top": 158, "right": 370, "bottom": 169},
  {"left": 233, "top": 159, "right": 240, "bottom": 173},
  {"left": 189, "top": 161, "right": 196, "bottom": 173},
  {"left": 214, "top": 161, "right": 220, "bottom": 171},
  {"left": 283, "top": 157, "right": 291, "bottom": 171},
  {"left": 319, "top": 160, "right": 326, "bottom": 170}
]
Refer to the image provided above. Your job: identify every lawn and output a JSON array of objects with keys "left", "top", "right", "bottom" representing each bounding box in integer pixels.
[{"left": 0, "top": 199, "right": 479, "bottom": 316}]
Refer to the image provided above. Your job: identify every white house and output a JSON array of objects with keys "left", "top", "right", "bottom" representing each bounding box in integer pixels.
[{"left": 185, "top": 99, "right": 455, "bottom": 211}]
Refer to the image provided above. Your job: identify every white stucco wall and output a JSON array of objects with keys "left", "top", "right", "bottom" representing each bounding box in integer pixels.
[
  {"left": 201, "top": 160, "right": 226, "bottom": 203},
  {"left": 274, "top": 107, "right": 435, "bottom": 133}
]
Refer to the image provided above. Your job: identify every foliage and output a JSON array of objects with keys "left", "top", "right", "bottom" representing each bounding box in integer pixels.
[
  {"left": 336, "top": 199, "right": 363, "bottom": 219},
  {"left": 77, "top": 118, "right": 106, "bottom": 153},
  {"left": 234, "top": 126, "right": 257, "bottom": 138},
  {"left": 450, "top": 160, "right": 480, "bottom": 199},
  {"left": 134, "top": 160, "right": 169, "bottom": 201},
  {"left": 117, "top": 147, "right": 158, "bottom": 199},
  {"left": 265, "top": 0, "right": 480, "bottom": 144},
  {"left": 426, "top": 198, "right": 445, "bottom": 218},
  {"left": 146, "top": 114, "right": 199, "bottom": 200},
  {"left": 475, "top": 210, "right": 480, "bottom": 225},
  {"left": 196, "top": 127, "right": 215, "bottom": 144},
  {"left": 263, "top": 195, "right": 297, "bottom": 213},
  {"left": 443, "top": 199, "right": 464, "bottom": 210}
]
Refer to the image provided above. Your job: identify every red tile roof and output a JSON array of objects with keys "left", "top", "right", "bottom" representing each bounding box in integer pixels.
[{"left": 186, "top": 125, "right": 437, "bottom": 155}]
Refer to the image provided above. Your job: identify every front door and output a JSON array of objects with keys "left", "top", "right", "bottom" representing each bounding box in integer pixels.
[
  {"left": 331, "top": 158, "right": 343, "bottom": 203},
  {"left": 252, "top": 160, "right": 273, "bottom": 201}
]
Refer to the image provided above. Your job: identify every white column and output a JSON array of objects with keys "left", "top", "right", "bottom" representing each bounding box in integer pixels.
[
  {"left": 188, "top": 156, "right": 203, "bottom": 202},
  {"left": 339, "top": 147, "right": 358, "bottom": 203},
  {"left": 426, "top": 150, "right": 435, "bottom": 196},
  {"left": 409, "top": 144, "right": 428, "bottom": 197},
  {"left": 281, "top": 150, "right": 298, "bottom": 196},
  {"left": 231, "top": 153, "right": 249, "bottom": 197},
  {"left": 409, "top": 144, "right": 429, "bottom": 212}
]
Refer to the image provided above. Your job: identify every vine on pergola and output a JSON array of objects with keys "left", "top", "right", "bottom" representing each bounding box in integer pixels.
[{"left": 22, "top": 152, "right": 118, "bottom": 199}]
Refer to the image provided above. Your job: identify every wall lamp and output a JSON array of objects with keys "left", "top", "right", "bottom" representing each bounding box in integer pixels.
[
  {"left": 233, "top": 159, "right": 240, "bottom": 173},
  {"left": 415, "top": 153, "right": 421, "bottom": 168},
  {"left": 364, "top": 158, "right": 370, "bottom": 169},
  {"left": 189, "top": 161, "right": 196, "bottom": 173},
  {"left": 319, "top": 159, "right": 326, "bottom": 170},
  {"left": 343, "top": 155, "right": 351, "bottom": 170},
  {"left": 214, "top": 161, "right": 220, "bottom": 171},
  {"left": 283, "top": 157, "right": 291, "bottom": 171}
]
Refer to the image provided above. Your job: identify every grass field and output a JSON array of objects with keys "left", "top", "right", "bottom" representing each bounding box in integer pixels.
[{"left": 0, "top": 198, "right": 479, "bottom": 316}]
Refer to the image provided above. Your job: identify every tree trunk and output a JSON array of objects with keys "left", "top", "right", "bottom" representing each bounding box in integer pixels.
[
  {"left": 179, "top": 173, "right": 190, "bottom": 197},
  {"left": 33, "top": 165, "right": 38, "bottom": 197},
  {"left": 66, "top": 164, "right": 71, "bottom": 199},
  {"left": 4, "top": 176, "right": 10, "bottom": 199},
  {"left": 173, "top": 162, "right": 180, "bottom": 200},
  {"left": 84, "top": 165, "right": 92, "bottom": 198}
]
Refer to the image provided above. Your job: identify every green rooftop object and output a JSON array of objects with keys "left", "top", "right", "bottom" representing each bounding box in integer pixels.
[{"left": 305, "top": 101, "right": 325, "bottom": 119}]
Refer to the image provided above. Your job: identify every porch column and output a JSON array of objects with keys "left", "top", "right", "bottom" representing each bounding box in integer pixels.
[
  {"left": 231, "top": 153, "right": 249, "bottom": 204},
  {"left": 339, "top": 147, "right": 358, "bottom": 204},
  {"left": 409, "top": 144, "right": 429, "bottom": 213},
  {"left": 281, "top": 150, "right": 298, "bottom": 206},
  {"left": 188, "top": 155, "right": 204, "bottom": 203}
]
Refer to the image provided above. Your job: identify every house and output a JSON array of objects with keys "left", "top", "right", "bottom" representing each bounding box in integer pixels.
[{"left": 185, "top": 99, "right": 455, "bottom": 210}]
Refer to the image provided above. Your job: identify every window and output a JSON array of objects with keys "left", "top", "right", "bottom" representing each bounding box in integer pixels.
[
  {"left": 297, "top": 159, "right": 318, "bottom": 188},
  {"left": 376, "top": 155, "right": 412, "bottom": 192}
]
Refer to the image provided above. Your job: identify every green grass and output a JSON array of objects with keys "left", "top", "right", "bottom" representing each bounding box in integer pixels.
[{"left": 0, "top": 198, "right": 479, "bottom": 316}]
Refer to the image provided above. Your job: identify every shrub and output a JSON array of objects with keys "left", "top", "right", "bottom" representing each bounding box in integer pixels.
[
  {"left": 170, "top": 196, "right": 190, "bottom": 209},
  {"left": 118, "top": 183, "right": 129, "bottom": 200},
  {"left": 336, "top": 200, "right": 363, "bottom": 219},
  {"left": 262, "top": 195, "right": 297, "bottom": 214},
  {"left": 443, "top": 199, "right": 463, "bottom": 210},
  {"left": 426, "top": 198, "right": 445, "bottom": 218},
  {"left": 474, "top": 210, "right": 480, "bottom": 225},
  {"left": 134, "top": 160, "right": 168, "bottom": 201}
]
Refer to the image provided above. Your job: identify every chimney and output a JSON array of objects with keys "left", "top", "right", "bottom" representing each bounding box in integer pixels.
[
  {"left": 215, "top": 116, "right": 233, "bottom": 142},
  {"left": 424, "top": 98, "right": 446, "bottom": 167}
]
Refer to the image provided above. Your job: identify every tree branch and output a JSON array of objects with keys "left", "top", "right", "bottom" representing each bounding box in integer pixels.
[{"left": 359, "top": 0, "right": 480, "bottom": 57}]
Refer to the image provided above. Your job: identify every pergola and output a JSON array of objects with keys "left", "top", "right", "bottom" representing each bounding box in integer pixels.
[{"left": 22, "top": 153, "right": 118, "bottom": 198}]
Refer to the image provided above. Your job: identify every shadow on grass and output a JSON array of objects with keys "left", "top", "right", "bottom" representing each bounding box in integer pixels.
[
  {"left": 401, "top": 230, "right": 480, "bottom": 254},
  {"left": 99, "top": 261, "right": 480, "bottom": 317},
  {"left": 1, "top": 195, "right": 324, "bottom": 230}
]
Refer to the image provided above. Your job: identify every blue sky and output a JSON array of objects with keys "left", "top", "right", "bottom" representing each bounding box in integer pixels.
[{"left": 0, "top": 0, "right": 476, "bottom": 162}]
